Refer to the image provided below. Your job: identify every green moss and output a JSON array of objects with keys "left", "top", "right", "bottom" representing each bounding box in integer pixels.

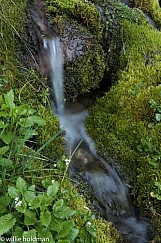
[
  {"left": 95, "top": 218, "right": 123, "bottom": 243},
  {"left": 46, "top": 0, "right": 103, "bottom": 40},
  {"left": 65, "top": 47, "right": 105, "bottom": 100},
  {"left": 133, "top": 0, "right": 161, "bottom": 28},
  {"left": 86, "top": 18, "right": 161, "bottom": 239},
  {"left": 37, "top": 105, "right": 65, "bottom": 159},
  {"left": 45, "top": 0, "right": 105, "bottom": 99}
]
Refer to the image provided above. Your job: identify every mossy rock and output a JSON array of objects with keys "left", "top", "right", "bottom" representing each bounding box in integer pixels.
[
  {"left": 86, "top": 18, "right": 161, "bottom": 240},
  {"left": 45, "top": 0, "right": 105, "bottom": 100},
  {"left": 133, "top": 0, "right": 161, "bottom": 28}
]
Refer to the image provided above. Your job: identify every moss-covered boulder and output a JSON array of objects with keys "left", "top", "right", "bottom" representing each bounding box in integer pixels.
[
  {"left": 86, "top": 11, "right": 161, "bottom": 242},
  {"left": 133, "top": 0, "right": 161, "bottom": 28},
  {"left": 45, "top": 0, "right": 105, "bottom": 100}
]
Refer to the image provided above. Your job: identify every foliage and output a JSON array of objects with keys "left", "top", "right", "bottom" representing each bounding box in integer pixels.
[
  {"left": 0, "top": 89, "right": 46, "bottom": 192},
  {"left": 0, "top": 175, "right": 97, "bottom": 242}
]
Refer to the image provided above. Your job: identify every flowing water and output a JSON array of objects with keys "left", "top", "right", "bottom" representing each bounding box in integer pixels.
[{"left": 43, "top": 37, "right": 151, "bottom": 242}]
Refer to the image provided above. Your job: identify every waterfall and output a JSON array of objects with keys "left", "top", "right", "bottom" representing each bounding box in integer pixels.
[
  {"left": 44, "top": 36, "right": 150, "bottom": 243},
  {"left": 43, "top": 37, "right": 64, "bottom": 115}
]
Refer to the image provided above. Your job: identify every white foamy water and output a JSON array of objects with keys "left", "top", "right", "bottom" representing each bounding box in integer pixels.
[{"left": 43, "top": 37, "right": 64, "bottom": 115}]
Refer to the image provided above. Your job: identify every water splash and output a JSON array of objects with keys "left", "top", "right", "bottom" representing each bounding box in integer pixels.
[{"left": 45, "top": 36, "right": 150, "bottom": 243}]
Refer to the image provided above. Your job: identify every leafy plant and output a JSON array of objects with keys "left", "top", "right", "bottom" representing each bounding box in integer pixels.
[
  {"left": 0, "top": 176, "right": 96, "bottom": 242},
  {"left": 0, "top": 89, "right": 46, "bottom": 191}
]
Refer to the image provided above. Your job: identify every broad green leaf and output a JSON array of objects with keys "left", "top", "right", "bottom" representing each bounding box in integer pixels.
[
  {"left": 38, "top": 228, "right": 54, "bottom": 243},
  {"left": 66, "top": 228, "right": 79, "bottom": 241},
  {"left": 8, "top": 186, "right": 19, "bottom": 199},
  {"left": 49, "top": 218, "right": 62, "bottom": 233},
  {"left": 0, "top": 158, "right": 13, "bottom": 167},
  {"left": 40, "top": 195, "right": 54, "bottom": 209},
  {"left": 1, "top": 132, "right": 13, "bottom": 144},
  {"left": 19, "top": 128, "right": 37, "bottom": 139},
  {"left": 31, "top": 116, "right": 46, "bottom": 126},
  {"left": 54, "top": 199, "right": 64, "bottom": 207},
  {"left": 0, "top": 214, "right": 16, "bottom": 235},
  {"left": 23, "top": 229, "right": 37, "bottom": 239},
  {"left": 20, "top": 116, "right": 46, "bottom": 128},
  {"left": 47, "top": 181, "right": 59, "bottom": 197},
  {"left": 53, "top": 206, "right": 76, "bottom": 219},
  {"left": 13, "top": 227, "right": 23, "bottom": 238},
  {"left": 24, "top": 185, "right": 36, "bottom": 203},
  {"left": 59, "top": 220, "right": 75, "bottom": 238},
  {"left": 0, "top": 121, "right": 5, "bottom": 128},
  {"left": 5, "top": 90, "right": 15, "bottom": 109},
  {"left": 0, "top": 196, "right": 11, "bottom": 214},
  {"left": 29, "top": 195, "right": 41, "bottom": 209},
  {"left": 0, "top": 146, "right": 9, "bottom": 155},
  {"left": 16, "top": 104, "right": 35, "bottom": 116},
  {"left": 16, "top": 177, "right": 27, "bottom": 193},
  {"left": 40, "top": 210, "right": 51, "bottom": 227},
  {"left": 0, "top": 111, "right": 9, "bottom": 118},
  {"left": 24, "top": 210, "right": 37, "bottom": 225}
]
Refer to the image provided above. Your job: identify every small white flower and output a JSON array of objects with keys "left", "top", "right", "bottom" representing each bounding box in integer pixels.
[
  {"left": 64, "top": 159, "right": 70, "bottom": 165},
  {"left": 52, "top": 180, "right": 55, "bottom": 184},
  {"left": 53, "top": 164, "right": 57, "bottom": 167},
  {"left": 15, "top": 197, "right": 19, "bottom": 202},
  {"left": 87, "top": 221, "right": 92, "bottom": 227},
  {"left": 15, "top": 200, "right": 22, "bottom": 207}
]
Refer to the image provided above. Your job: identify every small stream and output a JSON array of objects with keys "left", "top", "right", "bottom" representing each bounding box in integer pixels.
[{"left": 43, "top": 36, "right": 151, "bottom": 243}]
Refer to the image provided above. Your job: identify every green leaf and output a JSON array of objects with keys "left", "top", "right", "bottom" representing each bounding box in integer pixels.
[
  {"left": 59, "top": 220, "right": 75, "bottom": 238},
  {"left": 0, "top": 121, "right": 5, "bottom": 128},
  {"left": 5, "top": 90, "right": 15, "bottom": 109},
  {"left": 29, "top": 195, "right": 41, "bottom": 209},
  {"left": 24, "top": 210, "right": 37, "bottom": 225},
  {"left": 1, "top": 132, "right": 13, "bottom": 144},
  {"left": 40, "top": 210, "right": 51, "bottom": 227},
  {"left": 49, "top": 218, "right": 62, "bottom": 233},
  {"left": 8, "top": 186, "right": 19, "bottom": 199},
  {"left": 20, "top": 116, "right": 46, "bottom": 128},
  {"left": 66, "top": 228, "right": 79, "bottom": 241},
  {"left": 53, "top": 206, "right": 76, "bottom": 219},
  {"left": 0, "top": 196, "right": 11, "bottom": 214},
  {"left": 19, "top": 128, "right": 37, "bottom": 140},
  {"left": 24, "top": 185, "right": 36, "bottom": 203},
  {"left": 54, "top": 199, "right": 64, "bottom": 207},
  {"left": 23, "top": 229, "right": 37, "bottom": 239},
  {"left": 0, "top": 158, "right": 13, "bottom": 167},
  {"left": 0, "top": 214, "right": 16, "bottom": 235},
  {"left": 47, "top": 181, "right": 59, "bottom": 197},
  {"left": 0, "top": 146, "right": 9, "bottom": 155},
  {"left": 41, "top": 194, "right": 54, "bottom": 208},
  {"left": 38, "top": 228, "right": 54, "bottom": 243},
  {"left": 16, "top": 104, "right": 35, "bottom": 116},
  {"left": 32, "top": 116, "right": 46, "bottom": 126},
  {"left": 16, "top": 177, "right": 27, "bottom": 193},
  {"left": 13, "top": 227, "right": 23, "bottom": 238}
]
